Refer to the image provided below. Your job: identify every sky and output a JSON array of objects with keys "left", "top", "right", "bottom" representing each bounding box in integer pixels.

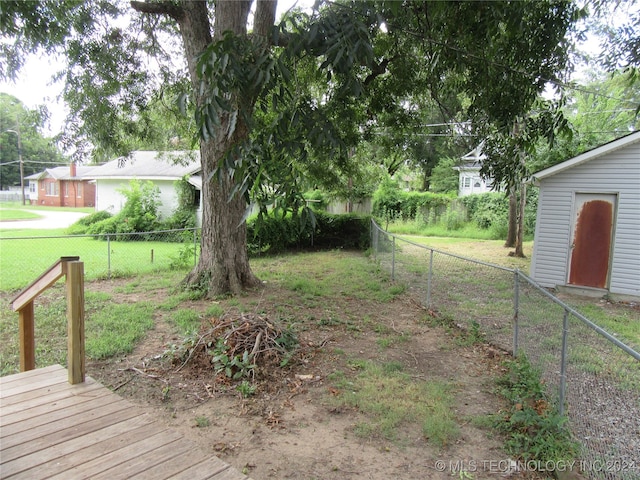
[
  {"left": 0, "top": 0, "right": 612, "bottom": 137},
  {"left": 0, "top": 0, "right": 315, "bottom": 136}
]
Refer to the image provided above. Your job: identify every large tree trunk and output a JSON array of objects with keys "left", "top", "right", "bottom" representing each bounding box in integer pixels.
[
  {"left": 130, "top": 0, "right": 276, "bottom": 295},
  {"left": 162, "top": 0, "right": 273, "bottom": 296}
]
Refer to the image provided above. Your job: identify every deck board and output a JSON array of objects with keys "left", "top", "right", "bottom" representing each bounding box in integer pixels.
[
  {"left": 0, "top": 384, "right": 111, "bottom": 429},
  {"left": 0, "top": 365, "right": 249, "bottom": 480},
  {"left": 29, "top": 424, "right": 177, "bottom": 480}
]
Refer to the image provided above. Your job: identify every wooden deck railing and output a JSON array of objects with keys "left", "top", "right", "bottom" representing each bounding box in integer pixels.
[{"left": 10, "top": 256, "right": 85, "bottom": 384}]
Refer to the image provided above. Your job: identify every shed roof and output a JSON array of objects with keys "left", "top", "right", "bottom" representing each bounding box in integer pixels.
[
  {"left": 87, "top": 151, "right": 200, "bottom": 180},
  {"left": 531, "top": 130, "right": 640, "bottom": 182}
]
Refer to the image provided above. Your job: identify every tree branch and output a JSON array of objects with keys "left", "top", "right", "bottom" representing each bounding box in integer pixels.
[
  {"left": 130, "top": 1, "right": 184, "bottom": 21},
  {"left": 363, "top": 55, "right": 398, "bottom": 86},
  {"left": 254, "top": 0, "right": 277, "bottom": 40}
]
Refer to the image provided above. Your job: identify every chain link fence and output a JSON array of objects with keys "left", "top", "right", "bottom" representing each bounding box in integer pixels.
[
  {"left": 0, "top": 228, "right": 200, "bottom": 291},
  {"left": 371, "top": 220, "right": 640, "bottom": 480}
]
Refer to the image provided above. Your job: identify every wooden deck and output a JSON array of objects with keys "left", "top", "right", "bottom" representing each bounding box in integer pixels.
[{"left": 0, "top": 365, "right": 250, "bottom": 480}]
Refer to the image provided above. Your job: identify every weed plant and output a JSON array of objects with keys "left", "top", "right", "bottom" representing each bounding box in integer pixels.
[
  {"left": 328, "top": 360, "right": 459, "bottom": 447},
  {"left": 494, "top": 354, "right": 579, "bottom": 465}
]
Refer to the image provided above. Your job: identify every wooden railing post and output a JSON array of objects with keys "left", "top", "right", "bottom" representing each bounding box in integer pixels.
[
  {"left": 66, "top": 261, "right": 85, "bottom": 385},
  {"left": 18, "top": 301, "right": 35, "bottom": 371},
  {"left": 10, "top": 256, "right": 84, "bottom": 383}
]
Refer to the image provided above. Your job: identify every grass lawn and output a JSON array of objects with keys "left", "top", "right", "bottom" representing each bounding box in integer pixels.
[
  {"left": 0, "top": 230, "right": 197, "bottom": 291},
  {"left": 398, "top": 235, "right": 533, "bottom": 271},
  {"left": 0, "top": 209, "right": 42, "bottom": 221},
  {"left": 1, "top": 226, "right": 636, "bottom": 372},
  {"left": 0, "top": 202, "right": 95, "bottom": 214},
  {"left": 1, "top": 234, "right": 636, "bottom": 477}
]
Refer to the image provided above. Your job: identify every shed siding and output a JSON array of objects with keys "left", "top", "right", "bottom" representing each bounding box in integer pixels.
[{"left": 531, "top": 142, "right": 640, "bottom": 297}]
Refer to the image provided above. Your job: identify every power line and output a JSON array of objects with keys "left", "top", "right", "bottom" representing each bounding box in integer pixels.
[
  {"left": 0, "top": 160, "right": 68, "bottom": 166},
  {"left": 22, "top": 160, "right": 69, "bottom": 165}
]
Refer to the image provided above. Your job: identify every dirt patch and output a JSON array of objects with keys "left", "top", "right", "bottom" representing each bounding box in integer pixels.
[{"left": 80, "top": 268, "right": 549, "bottom": 480}]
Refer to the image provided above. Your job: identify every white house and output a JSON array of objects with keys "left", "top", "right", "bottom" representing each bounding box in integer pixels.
[
  {"left": 87, "top": 151, "right": 202, "bottom": 225},
  {"left": 453, "top": 145, "right": 497, "bottom": 196},
  {"left": 530, "top": 131, "right": 640, "bottom": 301}
]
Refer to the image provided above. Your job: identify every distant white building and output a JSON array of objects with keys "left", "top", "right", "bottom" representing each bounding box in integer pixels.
[
  {"left": 453, "top": 145, "right": 498, "bottom": 196},
  {"left": 86, "top": 151, "right": 202, "bottom": 225}
]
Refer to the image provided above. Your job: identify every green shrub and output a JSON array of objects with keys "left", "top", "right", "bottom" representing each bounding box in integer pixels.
[
  {"left": 161, "top": 209, "right": 197, "bottom": 231},
  {"left": 304, "top": 189, "right": 328, "bottom": 211},
  {"left": 441, "top": 205, "right": 465, "bottom": 231},
  {"left": 117, "top": 179, "right": 161, "bottom": 232},
  {"left": 372, "top": 177, "right": 453, "bottom": 224},
  {"left": 312, "top": 211, "right": 371, "bottom": 250},
  {"left": 247, "top": 209, "right": 371, "bottom": 255},
  {"left": 460, "top": 190, "right": 538, "bottom": 236},
  {"left": 86, "top": 180, "right": 162, "bottom": 239},
  {"left": 372, "top": 177, "right": 405, "bottom": 222},
  {"left": 162, "top": 176, "right": 198, "bottom": 231},
  {"left": 461, "top": 192, "right": 508, "bottom": 230},
  {"left": 66, "top": 210, "right": 113, "bottom": 235}
]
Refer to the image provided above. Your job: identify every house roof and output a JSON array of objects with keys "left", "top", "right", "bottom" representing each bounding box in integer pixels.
[
  {"left": 531, "top": 130, "right": 640, "bottom": 182},
  {"left": 453, "top": 144, "right": 486, "bottom": 171},
  {"left": 25, "top": 165, "right": 98, "bottom": 181},
  {"left": 87, "top": 151, "right": 201, "bottom": 180},
  {"left": 187, "top": 175, "right": 202, "bottom": 190}
]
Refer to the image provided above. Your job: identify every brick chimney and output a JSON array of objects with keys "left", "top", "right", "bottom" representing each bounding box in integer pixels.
[{"left": 70, "top": 162, "right": 77, "bottom": 177}]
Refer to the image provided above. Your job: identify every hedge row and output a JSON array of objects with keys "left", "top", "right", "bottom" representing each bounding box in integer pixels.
[{"left": 247, "top": 210, "right": 370, "bottom": 255}]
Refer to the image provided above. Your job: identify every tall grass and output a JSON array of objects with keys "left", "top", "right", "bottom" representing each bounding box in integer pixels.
[{"left": 387, "top": 217, "right": 533, "bottom": 241}]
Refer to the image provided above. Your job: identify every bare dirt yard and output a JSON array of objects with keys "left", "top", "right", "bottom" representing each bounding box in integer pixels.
[{"left": 81, "top": 250, "right": 547, "bottom": 480}]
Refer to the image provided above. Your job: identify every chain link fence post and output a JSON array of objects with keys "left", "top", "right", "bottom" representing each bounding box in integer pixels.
[
  {"left": 513, "top": 269, "right": 519, "bottom": 356},
  {"left": 559, "top": 309, "right": 569, "bottom": 417},
  {"left": 391, "top": 236, "right": 395, "bottom": 281},
  {"left": 107, "top": 235, "right": 112, "bottom": 278},
  {"left": 426, "top": 249, "right": 433, "bottom": 309},
  {"left": 372, "top": 219, "right": 378, "bottom": 259},
  {"left": 193, "top": 228, "right": 198, "bottom": 267}
]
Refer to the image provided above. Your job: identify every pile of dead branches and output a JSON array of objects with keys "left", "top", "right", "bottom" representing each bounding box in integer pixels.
[{"left": 175, "top": 312, "right": 298, "bottom": 376}]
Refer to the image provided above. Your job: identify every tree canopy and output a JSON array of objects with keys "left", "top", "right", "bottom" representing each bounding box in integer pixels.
[
  {"left": 0, "top": 93, "right": 66, "bottom": 191},
  {"left": 1, "top": 0, "right": 583, "bottom": 295}
]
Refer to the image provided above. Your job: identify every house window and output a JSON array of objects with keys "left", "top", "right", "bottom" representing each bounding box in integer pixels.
[
  {"left": 474, "top": 181, "right": 481, "bottom": 188},
  {"left": 46, "top": 182, "right": 59, "bottom": 196},
  {"left": 64, "top": 183, "right": 69, "bottom": 197},
  {"left": 29, "top": 182, "right": 36, "bottom": 193},
  {"left": 463, "top": 177, "right": 471, "bottom": 188},
  {"left": 77, "top": 182, "right": 82, "bottom": 198}
]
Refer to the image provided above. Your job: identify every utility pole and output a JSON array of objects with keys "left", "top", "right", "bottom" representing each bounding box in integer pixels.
[{"left": 5, "top": 128, "right": 25, "bottom": 205}]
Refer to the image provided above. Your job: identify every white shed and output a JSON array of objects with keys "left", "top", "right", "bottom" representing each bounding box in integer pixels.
[
  {"left": 530, "top": 131, "right": 640, "bottom": 301},
  {"left": 87, "top": 151, "right": 202, "bottom": 224}
]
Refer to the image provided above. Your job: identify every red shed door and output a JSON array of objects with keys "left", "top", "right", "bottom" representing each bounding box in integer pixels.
[{"left": 567, "top": 194, "right": 616, "bottom": 289}]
